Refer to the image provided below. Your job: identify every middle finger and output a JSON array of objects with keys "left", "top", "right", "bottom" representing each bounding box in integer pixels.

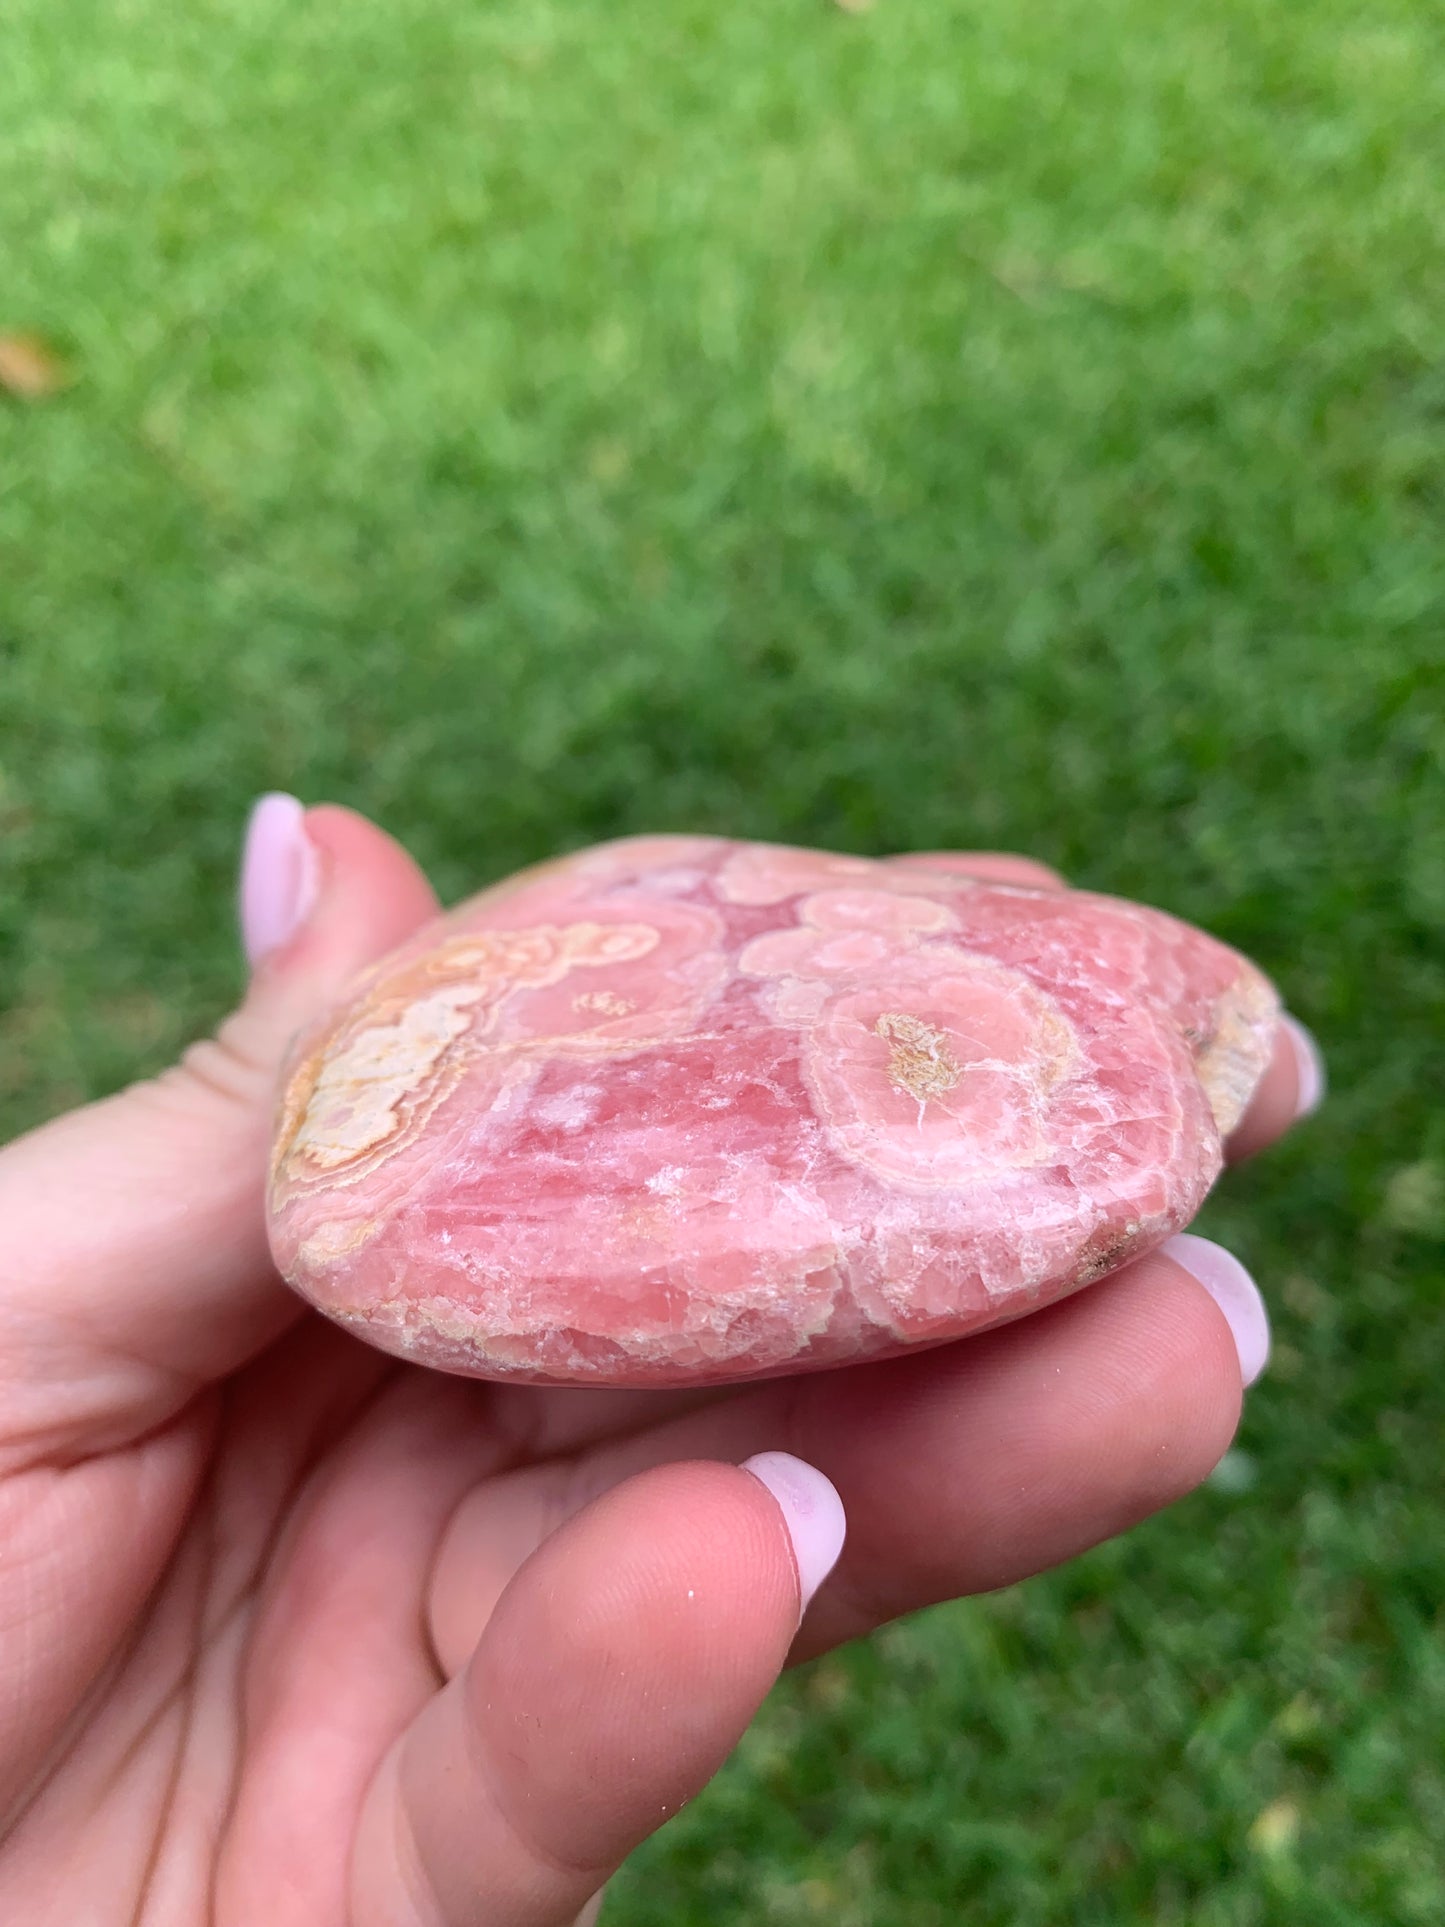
[{"left": 428, "top": 1241, "right": 1259, "bottom": 1674}]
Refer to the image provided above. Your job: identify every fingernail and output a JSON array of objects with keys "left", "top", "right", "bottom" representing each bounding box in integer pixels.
[
  {"left": 1162, "top": 1232, "right": 1271, "bottom": 1388},
  {"left": 1281, "top": 1013, "right": 1327, "bottom": 1120},
  {"left": 741, "top": 1451, "right": 847, "bottom": 1622},
  {"left": 239, "top": 792, "right": 321, "bottom": 967}
]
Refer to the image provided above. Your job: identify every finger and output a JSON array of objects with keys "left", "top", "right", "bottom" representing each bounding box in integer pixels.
[
  {"left": 353, "top": 1455, "right": 845, "bottom": 1927},
  {"left": 884, "top": 851, "right": 1068, "bottom": 890},
  {"left": 428, "top": 1241, "right": 1257, "bottom": 1675},
  {"left": 786, "top": 1236, "right": 1260, "bottom": 1656},
  {"left": 486, "top": 1383, "right": 734, "bottom": 1464},
  {"left": 1224, "top": 1011, "right": 1327, "bottom": 1163},
  {"left": 0, "top": 798, "right": 441, "bottom": 1454}
]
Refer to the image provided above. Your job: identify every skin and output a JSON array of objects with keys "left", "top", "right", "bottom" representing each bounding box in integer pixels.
[{"left": 0, "top": 810, "right": 1310, "bottom": 1926}]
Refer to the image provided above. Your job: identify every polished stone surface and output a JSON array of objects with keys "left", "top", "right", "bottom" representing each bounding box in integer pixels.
[{"left": 267, "top": 838, "right": 1279, "bottom": 1386}]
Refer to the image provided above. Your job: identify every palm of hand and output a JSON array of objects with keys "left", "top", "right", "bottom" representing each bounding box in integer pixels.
[
  {"left": 0, "top": 1299, "right": 1229, "bottom": 1927},
  {"left": 0, "top": 810, "right": 1310, "bottom": 1927}
]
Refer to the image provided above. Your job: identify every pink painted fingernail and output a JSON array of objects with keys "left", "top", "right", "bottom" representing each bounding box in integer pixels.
[
  {"left": 741, "top": 1451, "right": 847, "bottom": 1622},
  {"left": 1281, "top": 1014, "right": 1327, "bottom": 1120},
  {"left": 239, "top": 793, "right": 321, "bottom": 966},
  {"left": 1162, "top": 1233, "right": 1271, "bottom": 1388}
]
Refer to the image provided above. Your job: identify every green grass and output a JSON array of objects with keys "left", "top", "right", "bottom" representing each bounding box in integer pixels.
[{"left": 2, "top": 0, "right": 1442, "bottom": 1918}]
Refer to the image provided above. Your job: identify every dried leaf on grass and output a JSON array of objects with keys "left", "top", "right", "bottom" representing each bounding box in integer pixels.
[{"left": 0, "top": 333, "right": 68, "bottom": 400}]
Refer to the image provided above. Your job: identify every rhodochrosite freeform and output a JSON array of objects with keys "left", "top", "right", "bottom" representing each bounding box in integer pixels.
[{"left": 266, "top": 838, "right": 1279, "bottom": 1388}]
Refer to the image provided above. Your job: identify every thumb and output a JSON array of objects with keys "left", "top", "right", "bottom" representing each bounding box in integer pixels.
[
  {"left": 353, "top": 1454, "right": 848, "bottom": 1927},
  {"left": 0, "top": 796, "right": 441, "bottom": 1444}
]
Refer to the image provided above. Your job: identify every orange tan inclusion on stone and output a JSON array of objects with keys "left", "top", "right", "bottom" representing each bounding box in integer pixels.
[
  {"left": 266, "top": 836, "right": 1281, "bottom": 1389},
  {"left": 276, "top": 925, "right": 647, "bottom": 1189},
  {"left": 270, "top": 905, "right": 726, "bottom": 1222}
]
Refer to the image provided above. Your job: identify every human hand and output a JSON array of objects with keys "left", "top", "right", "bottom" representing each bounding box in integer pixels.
[{"left": 0, "top": 804, "right": 1323, "bottom": 1926}]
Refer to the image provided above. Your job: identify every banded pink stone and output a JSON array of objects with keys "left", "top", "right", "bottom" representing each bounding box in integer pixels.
[{"left": 265, "top": 836, "right": 1279, "bottom": 1387}]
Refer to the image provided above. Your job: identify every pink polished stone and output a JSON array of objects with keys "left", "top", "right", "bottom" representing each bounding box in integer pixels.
[{"left": 266, "top": 837, "right": 1280, "bottom": 1387}]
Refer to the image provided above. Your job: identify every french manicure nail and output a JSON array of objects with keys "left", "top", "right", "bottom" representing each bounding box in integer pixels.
[
  {"left": 740, "top": 1450, "right": 847, "bottom": 1621},
  {"left": 239, "top": 792, "right": 321, "bottom": 967},
  {"left": 1281, "top": 1013, "right": 1327, "bottom": 1120},
  {"left": 1162, "top": 1232, "right": 1271, "bottom": 1388}
]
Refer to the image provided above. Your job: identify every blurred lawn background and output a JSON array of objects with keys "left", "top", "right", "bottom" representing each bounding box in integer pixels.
[{"left": 2, "top": 0, "right": 1443, "bottom": 1919}]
